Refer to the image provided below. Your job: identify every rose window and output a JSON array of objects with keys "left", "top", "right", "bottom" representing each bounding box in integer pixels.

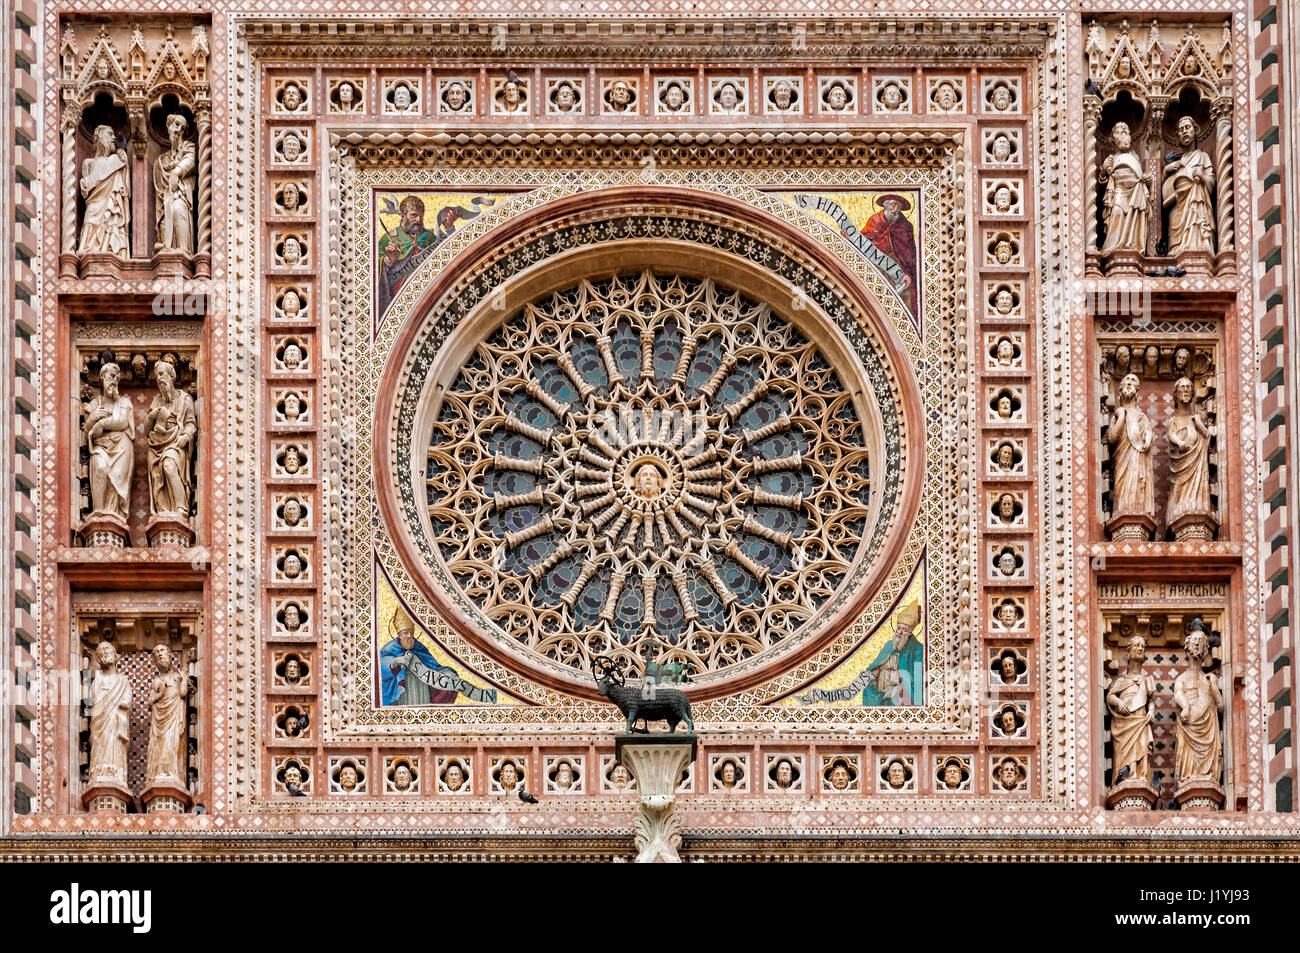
[{"left": 423, "top": 270, "right": 872, "bottom": 677}]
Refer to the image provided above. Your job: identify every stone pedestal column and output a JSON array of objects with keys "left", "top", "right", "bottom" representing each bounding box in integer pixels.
[{"left": 616, "top": 734, "right": 697, "bottom": 864}]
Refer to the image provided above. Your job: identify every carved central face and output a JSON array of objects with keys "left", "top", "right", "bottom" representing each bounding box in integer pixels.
[
  {"left": 774, "top": 82, "right": 792, "bottom": 110},
  {"left": 555, "top": 84, "right": 575, "bottom": 110},
  {"left": 936, "top": 83, "right": 955, "bottom": 110},
  {"left": 665, "top": 84, "right": 684, "bottom": 110},
  {"left": 504, "top": 82, "right": 521, "bottom": 108},
  {"left": 393, "top": 84, "right": 412, "bottom": 111},
  {"left": 393, "top": 765, "right": 412, "bottom": 790},
  {"left": 338, "top": 82, "right": 354, "bottom": 104},
  {"left": 718, "top": 83, "right": 738, "bottom": 110},
  {"left": 284, "top": 766, "right": 301, "bottom": 787},
  {"left": 282, "top": 85, "right": 302, "bottom": 111},
  {"left": 610, "top": 81, "right": 630, "bottom": 106},
  {"left": 339, "top": 765, "right": 358, "bottom": 791},
  {"left": 284, "top": 658, "right": 300, "bottom": 681},
  {"left": 1178, "top": 117, "right": 1197, "bottom": 146},
  {"left": 830, "top": 764, "right": 850, "bottom": 790},
  {"left": 1174, "top": 378, "right": 1194, "bottom": 406},
  {"left": 555, "top": 763, "right": 574, "bottom": 787},
  {"left": 96, "top": 641, "right": 117, "bottom": 666},
  {"left": 996, "top": 444, "right": 1015, "bottom": 470},
  {"left": 1113, "top": 122, "right": 1131, "bottom": 151},
  {"left": 827, "top": 85, "right": 847, "bottom": 110},
  {"left": 445, "top": 84, "right": 467, "bottom": 111},
  {"left": 1001, "top": 655, "right": 1018, "bottom": 682},
  {"left": 943, "top": 763, "right": 963, "bottom": 789},
  {"left": 720, "top": 762, "right": 737, "bottom": 787},
  {"left": 882, "top": 83, "right": 902, "bottom": 109},
  {"left": 284, "top": 604, "right": 301, "bottom": 630},
  {"left": 998, "top": 604, "right": 1018, "bottom": 629},
  {"left": 282, "top": 135, "right": 301, "bottom": 161},
  {"left": 1001, "top": 710, "right": 1018, "bottom": 734},
  {"left": 776, "top": 761, "right": 793, "bottom": 787},
  {"left": 445, "top": 764, "right": 464, "bottom": 790},
  {"left": 629, "top": 461, "right": 666, "bottom": 501},
  {"left": 992, "top": 85, "right": 1011, "bottom": 110}
]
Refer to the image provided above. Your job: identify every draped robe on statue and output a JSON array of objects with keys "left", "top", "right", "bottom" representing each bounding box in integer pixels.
[
  {"left": 1101, "top": 150, "right": 1150, "bottom": 253},
  {"left": 145, "top": 669, "right": 188, "bottom": 784},
  {"left": 147, "top": 389, "right": 197, "bottom": 517},
  {"left": 1162, "top": 149, "right": 1215, "bottom": 255},
  {"left": 85, "top": 394, "right": 135, "bottom": 520},
  {"left": 1109, "top": 404, "right": 1154, "bottom": 521},
  {"left": 88, "top": 668, "right": 132, "bottom": 784},
  {"left": 1107, "top": 671, "right": 1154, "bottom": 783},
  {"left": 1174, "top": 670, "right": 1222, "bottom": 784},
  {"left": 154, "top": 141, "right": 197, "bottom": 254},
  {"left": 1166, "top": 409, "right": 1213, "bottom": 527},
  {"left": 78, "top": 151, "right": 130, "bottom": 256}
]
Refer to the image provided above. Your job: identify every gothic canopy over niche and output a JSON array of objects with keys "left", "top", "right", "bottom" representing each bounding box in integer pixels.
[{"left": 381, "top": 190, "right": 923, "bottom": 698}]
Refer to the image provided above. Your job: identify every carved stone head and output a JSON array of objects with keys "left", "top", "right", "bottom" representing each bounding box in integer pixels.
[
  {"left": 886, "top": 760, "right": 907, "bottom": 790},
  {"left": 393, "top": 763, "right": 413, "bottom": 791},
  {"left": 499, "top": 761, "right": 519, "bottom": 790},
  {"left": 773, "top": 80, "right": 794, "bottom": 111},
  {"left": 1000, "top": 653, "right": 1019, "bottom": 683}
]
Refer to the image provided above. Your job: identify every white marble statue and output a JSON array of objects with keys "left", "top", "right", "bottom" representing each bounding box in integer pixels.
[
  {"left": 1100, "top": 122, "right": 1152, "bottom": 253},
  {"left": 144, "top": 643, "right": 189, "bottom": 787},
  {"left": 146, "top": 360, "right": 197, "bottom": 520},
  {"left": 83, "top": 362, "right": 135, "bottom": 522},
  {"left": 1162, "top": 116, "right": 1216, "bottom": 255},
  {"left": 154, "top": 114, "right": 196, "bottom": 254},
  {"left": 78, "top": 125, "right": 130, "bottom": 256},
  {"left": 87, "top": 641, "right": 132, "bottom": 785}
]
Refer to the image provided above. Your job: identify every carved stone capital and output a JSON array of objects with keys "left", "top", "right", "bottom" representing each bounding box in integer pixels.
[{"left": 616, "top": 735, "right": 697, "bottom": 863}]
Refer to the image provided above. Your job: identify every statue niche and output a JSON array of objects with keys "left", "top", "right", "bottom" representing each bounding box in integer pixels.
[
  {"left": 1102, "top": 613, "right": 1227, "bottom": 811},
  {"left": 77, "top": 346, "right": 201, "bottom": 549},
  {"left": 60, "top": 22, "right": 212, "bottom": 278},
  {"left": 1099, "top": 342, "right": 1219, "bottom": 541}
]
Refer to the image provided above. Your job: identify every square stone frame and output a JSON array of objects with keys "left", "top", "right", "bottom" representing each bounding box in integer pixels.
[
  {"left": 334, "top": 160, "right": 963, "bottom": 740},
  {"left": 222, "top": 15, "right": 1072, "bottom": 817}
]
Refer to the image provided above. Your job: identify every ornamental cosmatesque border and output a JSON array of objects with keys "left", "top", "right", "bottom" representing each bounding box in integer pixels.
[{"left": 326, "top": 151, "right": 970, "bottom": 735}]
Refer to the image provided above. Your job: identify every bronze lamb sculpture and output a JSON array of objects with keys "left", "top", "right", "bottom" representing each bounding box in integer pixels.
[{"left": 592, "top": 655, "right": 694, "bottom": 734}]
